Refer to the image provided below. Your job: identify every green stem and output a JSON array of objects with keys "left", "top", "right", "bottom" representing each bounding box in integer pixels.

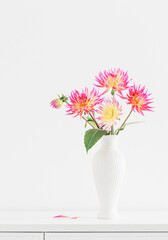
[
  {"left": 111, "top": 91, "right": 115, "bottom": 134},
  {"left": 111, "top": 125, "right": 114, "bottom": 135},
  {"left": 89, "top": 113, "right": 100, "bottom": 129},
  {"left": 116, "top": 109, "right": 133, "bottom": 135},
  {"left": 82, "top": 116, "right": 96, "bottom": 129}
]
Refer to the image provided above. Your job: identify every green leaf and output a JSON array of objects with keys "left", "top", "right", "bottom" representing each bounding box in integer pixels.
[
  {"left": 115, "top": 121, "right": 145, "bottom": 134},
  {"left": 126, "top": 121, "right": 145, "bottom": 125},
  {"left": 59, "top": 94, "right": 68, "bottom": 102},
  {"left": 84, "top": 129, "right": 106, "bottom": 152},
  {"left": 105, "top": 131, "right": 111, "bottom": 135},
  {"left": 86, "top": 117, "right": 93, "bottom": 121},
  {"left": 85, "top": 117, "right": 97, "bottom": 128}
]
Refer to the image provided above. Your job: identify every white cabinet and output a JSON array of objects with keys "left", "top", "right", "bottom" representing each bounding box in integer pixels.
[
  {"left": 46, "top": 233, "right": 168, "bottom": 240},
  {"left": 0, "top": 233, "right": 43, "bottom": 240},
  {"left": 1, "top": 211, "right": 168, "bottom": 240}
]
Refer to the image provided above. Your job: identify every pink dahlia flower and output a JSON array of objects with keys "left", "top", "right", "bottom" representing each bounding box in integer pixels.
[
  {"left": 123, "top": 84, "right": 153, "bottom": 115},
  {"left": 66, "top": 87, "right": 103, "bottom": 117},
  {"left": 97, "top": 98, "right": 122, "bottom": 131},
  {"left": 95, "top": 68, "right": 130, "bottom": 94}
]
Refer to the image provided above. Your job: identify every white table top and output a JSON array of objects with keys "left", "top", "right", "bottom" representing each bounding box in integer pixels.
[{"left": 0, "top": 211, "right": 168, "bottom": 232}]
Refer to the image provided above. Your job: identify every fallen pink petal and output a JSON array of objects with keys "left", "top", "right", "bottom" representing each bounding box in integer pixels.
[
  {"left": 53, "top": 215, "right": 69, "bottom": 218},
  {"left": 53, "top": 215, "right": 80, "bottom": 219}
]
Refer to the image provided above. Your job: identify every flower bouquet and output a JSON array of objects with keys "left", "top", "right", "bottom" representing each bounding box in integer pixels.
[{"left": 50, "top": 69, "right": 153, "bottom": 152}]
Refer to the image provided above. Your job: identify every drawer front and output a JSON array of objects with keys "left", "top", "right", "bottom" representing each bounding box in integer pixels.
[
  {"left": 0, "top": 233, "right": 43, "bottom": 240},
  {"left": 46, "top": 233, "right": 168, "bottom": 240}
]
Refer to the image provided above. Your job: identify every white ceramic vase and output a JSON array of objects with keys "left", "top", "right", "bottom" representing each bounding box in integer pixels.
[{"left": 92, "top": 135, "right": 126, "bottom": 219}]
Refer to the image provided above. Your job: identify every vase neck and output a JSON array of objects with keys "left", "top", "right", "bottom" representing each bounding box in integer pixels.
[{"left": 101, "top": 135, "right": 119, "bottom": 150}]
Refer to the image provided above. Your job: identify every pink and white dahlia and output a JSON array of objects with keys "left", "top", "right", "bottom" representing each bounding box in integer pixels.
[
  {"left": 66, "top": 87, "right": 103, "bottom": 117},
  {"left": 97, "top": 98, "right": 122, "bottom": 131},
  {"left": 95, "top": 68, "right": 130, "bottom": 94}
]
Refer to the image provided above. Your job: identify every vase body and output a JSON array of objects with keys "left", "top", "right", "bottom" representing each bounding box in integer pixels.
[{"left": 92, "top": 135, "right": 125, "bottom": 219}]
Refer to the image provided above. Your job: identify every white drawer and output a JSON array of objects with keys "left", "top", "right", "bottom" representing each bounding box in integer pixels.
[
  {"left": 46, "top": 233, "right": 168, "bottom": 240},
  {"left": 0, "top": 233, "right": 43, "bottom": 240}
]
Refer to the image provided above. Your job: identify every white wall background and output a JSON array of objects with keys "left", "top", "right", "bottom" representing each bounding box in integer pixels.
[{"left": 0, "top": 0, "right": 167, "bottom": 211}]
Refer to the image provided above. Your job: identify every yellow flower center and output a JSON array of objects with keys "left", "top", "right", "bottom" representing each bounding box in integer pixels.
[
  {"left": 74, "top": 93, "right": 94, "bottom": 112},
  {"left": 107, "top": 74, "right": 122, "bottom": 89},
  {"left": 133, "top": 95, "right": 145, "bottom": 107}
]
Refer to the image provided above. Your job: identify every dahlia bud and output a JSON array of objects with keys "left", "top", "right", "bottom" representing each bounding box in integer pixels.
[{"left": 50, "top": 98, "right": 63, "bottom": 109}]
